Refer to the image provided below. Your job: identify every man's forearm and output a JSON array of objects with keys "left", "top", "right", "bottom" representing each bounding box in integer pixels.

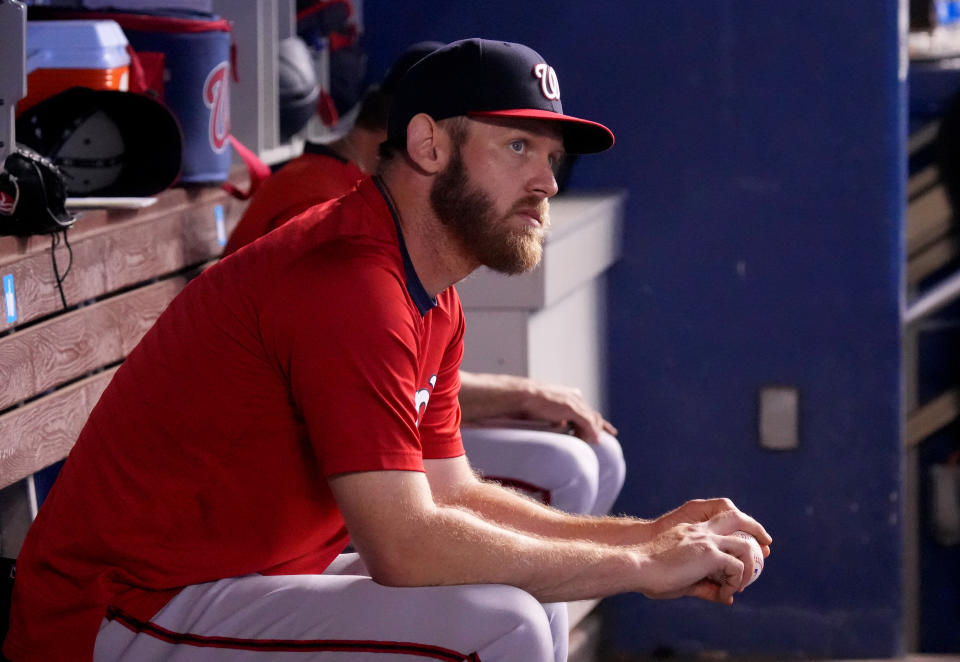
[
  {"left": 332, "top": 470, "right": 647, "bottom": 602},
  {"left": 440, "top": 474, "right": 652, "bottom": 546},
  {"left": 332, "top": 469, "right": 769, "bottom": 606},
  {"left": 457, "top": 371, "right": 533, "bottom": 422},
  {"left": 457, "top": 370, "right": 615, "bottom": 441},
  {"left": 360, "top": 499, "right": 646, "bottom": 603}
]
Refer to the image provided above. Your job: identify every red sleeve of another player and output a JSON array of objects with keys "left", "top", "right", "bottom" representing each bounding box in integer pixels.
[
  {"left": 263, "top": 245, "right": 427, "bottom": 477},
  {"left": 418, "top": 288, "right": 465, "bottom": 460}
]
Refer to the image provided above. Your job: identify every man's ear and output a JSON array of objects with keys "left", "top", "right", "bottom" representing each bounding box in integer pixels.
[{"left": 404, "top": 113, "right": 451, "bottom": 174}]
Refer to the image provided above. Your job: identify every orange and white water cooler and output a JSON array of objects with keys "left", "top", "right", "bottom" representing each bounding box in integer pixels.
[{"left": 19, "top": 20, "right": 130, "bottom": 115}]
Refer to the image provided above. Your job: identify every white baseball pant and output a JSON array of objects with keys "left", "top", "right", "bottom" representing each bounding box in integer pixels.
[
  {"left": 94, "top": 553, "right": 568, "bottom": 662},
  {"left": 461, "top": 428, "right": 625, "bottom": 516}
]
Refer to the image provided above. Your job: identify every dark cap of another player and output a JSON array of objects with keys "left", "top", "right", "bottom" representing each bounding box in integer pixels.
[
  {"left": 387, "top": 38, "right": 614, "bottom": 155},
  {"left": 353, "top": 41, "right": 444, "bottom": 132},
  {"left": 379, "top": 41, "right": 445, "bottom": 96}
]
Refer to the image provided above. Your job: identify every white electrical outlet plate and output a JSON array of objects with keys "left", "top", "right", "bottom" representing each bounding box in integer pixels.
[{"left": 758, "top": 385, "right": 799, "bottom": 450}]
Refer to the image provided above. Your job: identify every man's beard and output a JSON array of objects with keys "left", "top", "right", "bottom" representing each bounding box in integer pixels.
[{"left": 429, "top": 148, "right": 550, "bottom": 275}]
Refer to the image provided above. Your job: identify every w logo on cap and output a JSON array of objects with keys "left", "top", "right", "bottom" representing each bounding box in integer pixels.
[
  {"left": 533, "top": 63, "right": 560, "bottom": 101},
  {"left": 204, "top": 62, "right": 231, "bottom": 154}
]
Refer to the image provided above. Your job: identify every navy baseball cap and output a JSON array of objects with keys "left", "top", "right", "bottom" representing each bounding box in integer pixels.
[{"left": 387, "top": 38, "right": 615, "bottom": 155}]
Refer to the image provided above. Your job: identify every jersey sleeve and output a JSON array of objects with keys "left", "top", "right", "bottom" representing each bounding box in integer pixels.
[
  {"left": 261, "top": 242, "right": 427, "bottom": 477},
  {"left": 418, "top": 289, "right": 465, "bottom": 460}
]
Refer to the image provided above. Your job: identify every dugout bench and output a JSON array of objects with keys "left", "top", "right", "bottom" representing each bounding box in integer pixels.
[{"left": 0, "top": 183, "right": 247, "bottom": 544}]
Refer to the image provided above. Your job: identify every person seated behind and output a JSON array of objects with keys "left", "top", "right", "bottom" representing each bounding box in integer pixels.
[
  {"left": 225, "top": 41, "right": 624, "bottom": 516},
  {"left": 4, "top": 38, "right": 773, "bottom": 662}
]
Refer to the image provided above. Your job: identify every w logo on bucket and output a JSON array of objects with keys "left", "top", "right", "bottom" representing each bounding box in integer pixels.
[{"left": 203, "top": 62, "right": 231, "bottom": 154}]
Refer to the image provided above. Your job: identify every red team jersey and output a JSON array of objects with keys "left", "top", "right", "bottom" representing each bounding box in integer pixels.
[
  {"left": 222, "top": 143, "right": 365, "bottom": 256},
  {"left": 4, "top": 177, "right": 466, "bottom": 661}
]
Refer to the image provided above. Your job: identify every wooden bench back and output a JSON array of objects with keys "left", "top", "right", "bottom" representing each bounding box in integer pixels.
[{"left": 0, "top": 186, "right": 245, "bottom": 489}]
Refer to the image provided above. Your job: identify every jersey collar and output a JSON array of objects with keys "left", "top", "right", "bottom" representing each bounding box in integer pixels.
[{"left": 372, "top": 176, "right": 438, "bottom": 316}]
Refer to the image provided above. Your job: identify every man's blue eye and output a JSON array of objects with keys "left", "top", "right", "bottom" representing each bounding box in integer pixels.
[{"left": 510, "top": 141, "right": 525, "bottom": 153}]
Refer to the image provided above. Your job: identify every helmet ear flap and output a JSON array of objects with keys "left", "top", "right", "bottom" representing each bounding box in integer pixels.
[{"left": 0, "top": 146, "right": 75, "bottom": 237}]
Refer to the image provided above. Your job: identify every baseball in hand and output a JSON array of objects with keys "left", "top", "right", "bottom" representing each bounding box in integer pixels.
[{"left": 733, "top": 530, "right": 764, "bottom": 587}]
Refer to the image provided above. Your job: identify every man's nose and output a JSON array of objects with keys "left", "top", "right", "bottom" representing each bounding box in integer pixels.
[{"left": 529, "top": 157, "right": 559, "bottom": 198}]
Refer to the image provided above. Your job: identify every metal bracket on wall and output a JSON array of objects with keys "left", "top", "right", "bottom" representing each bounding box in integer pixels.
[
  {"left": 906, "top": 387, "right": 960, "bottom": 447},
  {"left": 758, "top": 385, "right": 800, "bottom": 450}
]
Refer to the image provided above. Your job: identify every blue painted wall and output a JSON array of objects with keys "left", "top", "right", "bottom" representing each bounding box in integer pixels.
[{"left": 363, "top": 2, "right": 905, "bottom": 657}]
